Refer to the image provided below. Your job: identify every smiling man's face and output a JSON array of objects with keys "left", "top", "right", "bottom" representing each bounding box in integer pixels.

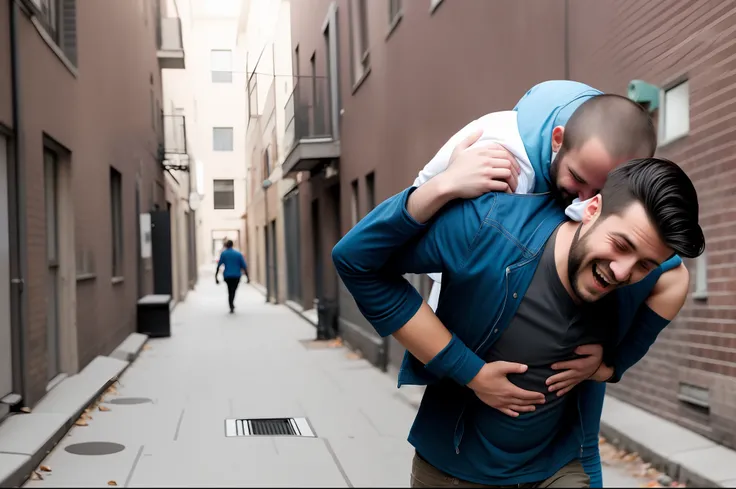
[{"left": 567, "top": 197, "right": 674, "bottom": 303}]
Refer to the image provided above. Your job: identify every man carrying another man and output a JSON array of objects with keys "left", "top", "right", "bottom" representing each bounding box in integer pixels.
[{"left": 332, "top": 84, "right": 705, "bottom": 487}]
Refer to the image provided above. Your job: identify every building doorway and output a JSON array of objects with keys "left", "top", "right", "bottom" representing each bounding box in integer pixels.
[
  {"left": 0, "top": 135, "right": 12, "bottom": 403},
  {"left": 44, "top": 150, "right": 61, "bottom": 382}
]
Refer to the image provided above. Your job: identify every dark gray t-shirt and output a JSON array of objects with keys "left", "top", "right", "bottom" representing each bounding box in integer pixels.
[{"left": 474, "top": 226, "right": 616, "bottom": 452}]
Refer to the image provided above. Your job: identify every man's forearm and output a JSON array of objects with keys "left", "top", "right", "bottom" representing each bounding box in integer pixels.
[
  {"left": 406, "top": 174, "right": 456, "bottom": 224},
  {"left": 394, "top": 301, "right": 485, "bottom": 386}
]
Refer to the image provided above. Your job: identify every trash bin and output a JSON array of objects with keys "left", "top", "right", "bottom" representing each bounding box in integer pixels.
[
  {"left": 137, "top": 294, "right": 172, "bottom": 338},
  {"left": 316, "top": 298, "right": 338, "bottom": 340}
]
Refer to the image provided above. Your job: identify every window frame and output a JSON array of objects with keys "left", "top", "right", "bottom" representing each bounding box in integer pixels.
[
  {"left": 658, "top": 78, "right": 690, "bottom": 146},
  {"left": 211, "top": 49, "right": 233, "bottom": 83},
  {"left": 213, "top": 179, "right": 235, "bottom": 210},
  {"left": 109, "top": 167, "right": 124, "bottom": 278},
  {"left": 212, "top": 127, "right": 234, "bottom": 152}
]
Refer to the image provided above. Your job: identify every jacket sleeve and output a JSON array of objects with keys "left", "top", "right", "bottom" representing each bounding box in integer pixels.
[
  {"left": 607, "top": 305, "right": 670, "bottom": 383},
  {"left": 578, "top": 381, "right": 605, "bottom": 488},
  {"left": 332, "top": 187, "right": 489, "bottom": 385}
]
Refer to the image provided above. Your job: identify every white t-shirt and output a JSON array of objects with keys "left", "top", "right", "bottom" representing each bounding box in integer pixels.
[{"left": 415, "top": 111, "right": 589, "bottom": 311}]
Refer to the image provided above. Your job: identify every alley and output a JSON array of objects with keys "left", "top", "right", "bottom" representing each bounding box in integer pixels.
[{"left": 21, "top": 276, "right": 647, "bottom": 488}]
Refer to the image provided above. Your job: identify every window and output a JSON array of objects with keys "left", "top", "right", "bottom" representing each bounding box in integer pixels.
[
  {"left": 213, "top": 127, "right": 234, "bottom": 151},
  {"left": 348, "top": 0, "right": 370, "bottom": 88},
  {"left": 34, "top": 0, "right": 77, "bottom": 65},
  {"left": 366, "top": 172, "right": 376, "bottom": 211},
  {"left": 38, "top": 0, "right": 59, "bottom": 40},
  {"left": 45, "top": 150, "right": 59, "bottom": 265},
  {"left": 263, "top": 148, "right": 271, "bottom": 180},
  {"left": 694, "top": 251, "right": 708, "bottom": 299},
  {"left": 430, "top": 0, "right": 444, "bottom": 13},
  {"left": 350, "top": 179, "right": 359, "bottom": 225},
  {"left": 293, "top": 45, "right": 301, "bottom": 77},
  {"left": 211, "top": 49, "right": 233, "bottom": 83},
  {"left": 389, "top": 0, "right": 402, "bottom": 24},
  {"left": 213, "top": 179, "right": 235, "bottom": 210},
  {"left": 110, "top": 167, "right": 123, "bottom": 277},
  {"left": 660, "top": 80, "right": 689, "bottom": 143},
  {"left": 150, "top": 90, "right": 155, "bottom": 130}
]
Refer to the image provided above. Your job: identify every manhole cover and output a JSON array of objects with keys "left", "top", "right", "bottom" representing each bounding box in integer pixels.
[
  {"left": 106, "top": 397, "right": 153, "bottom": 405},
  {"left": 64, "top": 442, "right": 126, "bottom": 456}
]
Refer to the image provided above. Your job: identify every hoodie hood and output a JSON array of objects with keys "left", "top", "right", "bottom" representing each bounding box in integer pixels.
[{"left": 513, "top": 80, "right": 603, "bottom": 192}]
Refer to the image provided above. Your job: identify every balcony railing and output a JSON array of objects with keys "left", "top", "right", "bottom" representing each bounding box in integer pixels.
[{"left": 284, "top": 76, "right": 333, "bottom": 154}]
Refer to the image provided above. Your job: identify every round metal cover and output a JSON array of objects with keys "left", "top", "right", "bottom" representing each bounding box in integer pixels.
[
  {"left": 106, "top": 397, "right": 153, "bottom": 405},
  {"left": 64, "top": 442, "right": 125, "bottom": 456}
]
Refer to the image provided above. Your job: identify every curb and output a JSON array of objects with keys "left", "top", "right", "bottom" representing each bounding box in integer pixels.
[
  {"left": 599, "top": 395, "right": 736, "bottom": 488},
  {"left": 284, "top": 300, "right": 319, "bottom": 328},
  {"left": 0, "top": 332, "right": 149, "bottom": 488}
]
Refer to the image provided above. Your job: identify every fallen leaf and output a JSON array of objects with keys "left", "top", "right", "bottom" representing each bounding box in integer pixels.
[
  {"left": 30, "top": 471, "right": 43, "bottom": 480},
  {"left": 20, "top": 407, "right": 31, "bottom": 413},
  {"left": 108, "top": 481, "right": 118, "bottom": 486},
  {"left": 142, "top": 344, "right": 152, "bottom": 350},
  {"left": 75, "top": 419, "right": 88, "bottom": 427},
  {"left": 99, "top": 405, "right": 111, "bottom": 412},
  {"left": 39, "top": 465, "right": 52, "bottom": 472}
]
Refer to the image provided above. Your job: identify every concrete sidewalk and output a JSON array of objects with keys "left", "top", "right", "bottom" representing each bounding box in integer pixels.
[
  {"left": 16, "top": 276, "right": 704, "bottom": 488},
  {"left": 22, "top": 279, "right": 418, "bottom": 488}
]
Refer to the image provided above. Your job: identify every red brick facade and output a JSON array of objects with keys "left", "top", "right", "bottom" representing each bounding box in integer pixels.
[{"left": 566, "top": 0, "right": 736, "bottom": 448}]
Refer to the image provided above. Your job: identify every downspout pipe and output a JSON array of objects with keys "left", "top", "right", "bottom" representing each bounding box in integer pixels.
[{"left": 9, "top": 0, "right": 29, "bottom": 407}]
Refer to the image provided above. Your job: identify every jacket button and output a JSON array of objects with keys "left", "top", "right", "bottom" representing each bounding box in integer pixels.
[{"left": 512, "top": 292, "right": 518, "bottom": 299}]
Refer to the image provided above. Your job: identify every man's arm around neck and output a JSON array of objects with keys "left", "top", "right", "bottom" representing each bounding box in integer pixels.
[{"left": 332, "top": 187, "right": 485, "bottom": 386}]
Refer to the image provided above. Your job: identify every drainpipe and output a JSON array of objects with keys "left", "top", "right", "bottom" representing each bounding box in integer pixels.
[
  {"left": 9, "top": 0, "right": 29, "bottom": 406},
  {"left": 564, "top": 0, "right": 570, "bottom": 80}
]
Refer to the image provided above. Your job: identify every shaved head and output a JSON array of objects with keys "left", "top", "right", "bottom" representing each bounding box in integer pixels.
[{"left": 563, "top": 94, "right": 656, "bottom": 160}]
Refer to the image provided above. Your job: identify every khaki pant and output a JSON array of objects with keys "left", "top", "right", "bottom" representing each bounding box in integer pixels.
[{"left": 410, "top": 453, "right": 590, "bottom": 488}]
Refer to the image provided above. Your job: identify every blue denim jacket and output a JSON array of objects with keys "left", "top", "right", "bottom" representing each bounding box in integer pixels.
[{"left": 333, "top": 187, "right": 679, "bottom": 487}]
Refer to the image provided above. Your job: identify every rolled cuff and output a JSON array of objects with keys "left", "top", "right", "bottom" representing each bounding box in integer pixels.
[{"left": 424, "top": 333, "right": 485, "bottom": 385}]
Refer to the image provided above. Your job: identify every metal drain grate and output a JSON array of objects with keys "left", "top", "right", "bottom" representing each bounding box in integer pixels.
[{"left": 225, "top": 417, "right": 316, "bottom": 437}]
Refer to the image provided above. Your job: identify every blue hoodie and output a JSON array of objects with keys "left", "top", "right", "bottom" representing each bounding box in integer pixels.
[{"left": 514, "top": 80, "right": 603, "bottom": 192}]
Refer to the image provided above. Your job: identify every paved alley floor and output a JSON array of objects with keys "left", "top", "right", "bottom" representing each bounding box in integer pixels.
[{"left": 23, "top": 278, "right": 646, "bottom": 487}]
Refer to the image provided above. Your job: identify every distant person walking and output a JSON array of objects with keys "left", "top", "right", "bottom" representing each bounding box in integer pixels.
[{"left": 215, "top": 240, "right": 250, "bottom": 313}]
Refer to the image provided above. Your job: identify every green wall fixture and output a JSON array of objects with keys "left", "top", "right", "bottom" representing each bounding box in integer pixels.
[{"left": 628, "top": 80, "right": 660, "bottom": 113}]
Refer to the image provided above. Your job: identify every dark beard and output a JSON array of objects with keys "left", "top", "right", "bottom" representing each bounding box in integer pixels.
[
  {"left": 567, "top": 223, "right": 586, "bottom": 302},
  {"left": 549, "top": 151, "right": 575, "bottom": 207}
]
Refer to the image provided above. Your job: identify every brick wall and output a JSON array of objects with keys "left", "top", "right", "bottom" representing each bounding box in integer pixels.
[{"left": 568, "top": 0, "right": 736, "bottom": 448}]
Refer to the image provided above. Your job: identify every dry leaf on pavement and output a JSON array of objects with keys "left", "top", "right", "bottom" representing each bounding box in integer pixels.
[
  {"left": 108, "top": 481, "right": 118, "bottom": 486},
  {"left": 39, "top": 465, "right": 52, "bottom": 472},
  {"left": 30, "top": 471, "right": 42, "bottom": 480},
  {"left": 20, "top": 407, "right": 31, "bottom": 413},
  {"left": 142, "top": 344, "right": 152, "bottom": 350},
  {"left": 75, "top": 419, "right": 88, "bottom": 427},
  {"left": 99, "top": 405, "right": 111, "bottom": 412},
  {"left": 327, "top": 338, "right": 343, "bottom": 348}
]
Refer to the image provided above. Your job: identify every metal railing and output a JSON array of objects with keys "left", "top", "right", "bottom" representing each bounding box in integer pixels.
[{"left": 284, "top": 76, "right": 333, "bottom": 153}]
